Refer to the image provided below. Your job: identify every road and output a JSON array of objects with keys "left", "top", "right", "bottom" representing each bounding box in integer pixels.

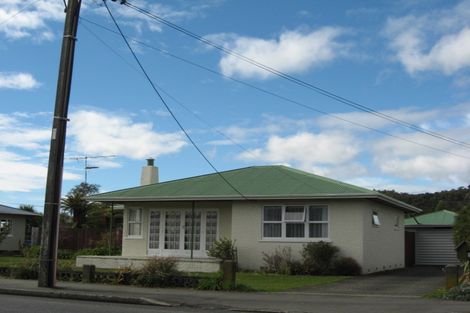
[
  {"left": 0, "top": 294, "right": 206, "bottom": 313},
  {"left": 1, "top": 293, "right": 470, "bottom": 313}
]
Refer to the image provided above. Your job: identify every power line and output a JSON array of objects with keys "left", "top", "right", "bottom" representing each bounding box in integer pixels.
[
  {"left": 80, "top": 17, "right": 470, "bottom": 161},
  {"left": 102, "top": 0, "right": 248, "bottom": 200},
  {"left": 80, "top": 22, "right": 347, "bottom": 195},
  {"left": 0, "top": 0, "right": 42, "bottom": 26},
  {"left": 122, "top": 0, "right": 470, "bottom": 152}
]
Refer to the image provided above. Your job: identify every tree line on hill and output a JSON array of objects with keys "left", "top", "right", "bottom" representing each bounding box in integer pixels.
[{"left": 378, "top": 185, "right": 470, "bottom": 214}]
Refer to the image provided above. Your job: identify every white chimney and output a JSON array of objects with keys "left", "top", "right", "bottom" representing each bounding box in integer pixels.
[{"left": 140, "top": 158, "right": 158, "bottom": 186}]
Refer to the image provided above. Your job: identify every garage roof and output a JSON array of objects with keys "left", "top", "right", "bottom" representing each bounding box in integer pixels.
[{"left": 405, "top": 210, "right": 457, "bottom": 226}]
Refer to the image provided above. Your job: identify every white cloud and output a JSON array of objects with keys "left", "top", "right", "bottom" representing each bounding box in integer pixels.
[
  {"left": 238, "top": 131, "right": 359, "bottom": 168},
  {"left": 0, "top": 72, "right": 40, "bottom": 90},
  {"left": 210, "top": 27, "right": 347, "bottom": 79},
  {"left": 0, "top": 113, "right": 49, "bottom": 150},
  {"left": 0, "top": 150, "right": 79, "bottom": 192},
  {"left": 68, "top": 110, "right": 187, "bottom": 159},
  {"left": 0, "top": 0, "right": 64, "bottom": 40},
  {"left": 384, "top": 0, "right": 470, "bottom": 74}
]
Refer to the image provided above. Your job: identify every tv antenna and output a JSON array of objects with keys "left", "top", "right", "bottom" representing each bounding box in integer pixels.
[{"left": 66, "top": 154, "right": 117, "bottom": 183}]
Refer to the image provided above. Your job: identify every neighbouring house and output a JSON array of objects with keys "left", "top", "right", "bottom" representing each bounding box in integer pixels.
[
  {"left": 0, "top": 204, "right": 40, "bottom": 251},
  {"left": 81, "top": 160, "right": 421, "bottom": 273},
  {"left": 405, "top": 210, "right": 460, "bottom": 266}
]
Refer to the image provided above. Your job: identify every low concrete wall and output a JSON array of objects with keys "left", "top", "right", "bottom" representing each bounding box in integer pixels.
[{"left": 76, "top": 255, "right": 221, "bottom": 273}]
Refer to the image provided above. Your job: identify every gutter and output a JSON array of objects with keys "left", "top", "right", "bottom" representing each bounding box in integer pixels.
[{"left": 88, "top": 193, "right": 421, "bottom": 213}]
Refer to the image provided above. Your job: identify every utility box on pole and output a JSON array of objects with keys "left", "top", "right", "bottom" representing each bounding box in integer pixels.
[{"left": 38, "top": 0, "right": 82, "bottom": 288}]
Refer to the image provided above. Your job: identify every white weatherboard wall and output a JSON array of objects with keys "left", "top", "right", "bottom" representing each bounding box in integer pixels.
[
  {"left": 231, "top": 200, "right": 365, "bottom": 271},
  {"left": 361, "top": 201, "right": 405, "bottom": 273},
  {"left": 0, "top": 215, "right": 27, "bottom": 251}
]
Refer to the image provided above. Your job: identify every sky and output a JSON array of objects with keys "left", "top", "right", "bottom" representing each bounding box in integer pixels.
[{"left": 1, "top": 0, "right": 470, "bottom": 211}]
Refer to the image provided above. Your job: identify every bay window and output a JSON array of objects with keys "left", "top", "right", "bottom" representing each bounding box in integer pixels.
[{"left": 263, "top": 205, "right": 329, "bottom": 240}]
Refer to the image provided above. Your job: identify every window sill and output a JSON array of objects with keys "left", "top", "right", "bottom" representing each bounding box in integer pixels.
[
  {"left": 124, "top": 236, "right": 144, "bottom": 240},
  {"left": 259, "top": 238, "right": 331, "bottom": 243}
]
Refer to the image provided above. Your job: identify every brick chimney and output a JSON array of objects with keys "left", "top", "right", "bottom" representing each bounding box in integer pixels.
[{"left": 140, "top": 158, "right": 158, "bottom": 186}]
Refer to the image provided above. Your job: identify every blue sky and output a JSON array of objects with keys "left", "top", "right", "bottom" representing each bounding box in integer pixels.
[{"left": 1, "top": 0, "right": 470, "bottom": 211}]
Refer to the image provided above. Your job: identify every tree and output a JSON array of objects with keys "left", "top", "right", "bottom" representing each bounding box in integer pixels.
[
  {"left": 19, "top": 204, "right": 35, "bottom": 212},
  {"left": 454, "top": 205, "right": 470, "bottom": 245},
  {"left": 61, "top": 183, "right": 100, "bottom": 229}
]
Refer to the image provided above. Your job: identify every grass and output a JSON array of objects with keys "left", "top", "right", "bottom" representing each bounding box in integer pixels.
[
  {"left": 424, "top": 287, "right": 446, "bottom": 299},
  {"left": 235, "top": 272, "right": 348, "bottom": 292}
]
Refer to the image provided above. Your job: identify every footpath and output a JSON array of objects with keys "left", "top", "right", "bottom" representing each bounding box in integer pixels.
[{"left": 0, "top": 278, "right": 469, "bottom": 313}]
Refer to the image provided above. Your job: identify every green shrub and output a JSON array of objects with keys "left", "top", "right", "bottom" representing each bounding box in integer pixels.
[
  {"left": 207, "top": 238, "right": 236, "bottom": 260},
  {"left": 262, "top": 247, "right": 296, "bottom": 275},
  {"left": 11, "top": 258, "right": 38, "bottom": 279},
  {"left": 21, "top": 245, "right": 40, "bottom": 258},
  {"left": 197, "top": 272, "right": 224, "bottom": 290},
  {"left": 302, "top": 241, "right": 339, "bottom": 275},
  {"left": 444, "top": 283, "right": 470, "bottom": 301},
  {"left": 134, "top": 257, "right": 179, "bottom": 287},
  {"left": 333, "top": 257, "right": 361, "bottom": 275},
  {"left": 73, "top": 246, "right": 121, "bottom": 259},
  {"left": 57, "top": 249, "right": 74, "bottom": 260}
]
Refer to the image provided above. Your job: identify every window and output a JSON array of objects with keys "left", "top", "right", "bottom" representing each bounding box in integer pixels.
[
  {"left": 372, "top": 211, "right": 381, "bottom": 226},
  {"left": 0, "top": 219, "right": 11, "bottom": 235},
  {"left": 205, "top": 211, "right": 218, "bottom": 250},
  {"left": 128, "top": 208, "right": 142, "bottom": 237},
  {"left": 184, "top": 211, "right": 201, "bottom": 250},
  {"left": 394, "top": 216, "right": 400, "bottom": 228},
  {"left": 263, "top": 206, "right": 282, "bottom": 238},
  {"left": 148, "top": 211, "right": 160, "bottom": 249},
  {"left": 262, "top": 205, "right": 329, "bottom": 239},
  {"left": 308, "top": 205, "right": 328, "bottom": 238},
  {"left": 165, "top": 211, "right": 181, "bottom": 249}
]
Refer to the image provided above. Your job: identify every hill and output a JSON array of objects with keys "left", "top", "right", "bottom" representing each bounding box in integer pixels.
[{"left": 378, "top": 186, "right": 470, "bottom": 214}]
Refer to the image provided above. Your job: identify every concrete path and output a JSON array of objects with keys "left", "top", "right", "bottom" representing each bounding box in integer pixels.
[{"left": 292, "top": 266, "right": 445, "bottom": 296}]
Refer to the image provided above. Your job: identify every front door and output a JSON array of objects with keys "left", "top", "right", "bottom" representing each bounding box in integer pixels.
[{"left": 148, "top": 209, "right": 218, "bottom": 258}]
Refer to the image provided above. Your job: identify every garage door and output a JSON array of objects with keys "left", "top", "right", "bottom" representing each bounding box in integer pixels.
[{"left": 415, "top": 229, "right": 460, "bottom": 265}]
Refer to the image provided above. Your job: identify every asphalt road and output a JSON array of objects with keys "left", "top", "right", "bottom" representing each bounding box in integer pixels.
[
  {"left": 1, "top": 292, "right": 470, "bottom": 313},
  {"left": 0, "top": 294, "right": 207, "bottom": 313}
]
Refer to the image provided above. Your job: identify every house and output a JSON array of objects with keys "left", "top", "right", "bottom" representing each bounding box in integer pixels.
[
  {"left": 0, "top": 204, "right": 40, "bottom": 251},
  {"left": 405, "top": 210, "right": 460, "bottom": 266},
  {"left": 83, "top": 161, "right": 421, "bottom": 273}
]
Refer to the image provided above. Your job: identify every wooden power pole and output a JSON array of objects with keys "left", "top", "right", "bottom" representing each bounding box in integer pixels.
[{"left": 38, "top": 0, "right": 82, "bottom": 288}]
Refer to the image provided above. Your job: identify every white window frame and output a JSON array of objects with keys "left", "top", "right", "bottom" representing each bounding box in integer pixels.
[
  {"left": 147, "top": 208, "right": 219, "bottom": 258},
  {"left": 308, "top": 205, "right": 329, "bottom": 239},
  {"left": 127, "top": 208, "right": 143, "bottom": 238},
  {"left": 262, "top": 204, "right": 329, "bottom": 241},
  {"left": 262, "top": 206, "right": 282, "bottom": 238},
  {"left": 0, "top": 219, "right": 12, "bottom": 237},
  {"left": 372, "top": 211, "right": 381, "bottom": 227}
]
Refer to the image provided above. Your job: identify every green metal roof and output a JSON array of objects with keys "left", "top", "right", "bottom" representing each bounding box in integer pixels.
[
  {"left": 89, "top": 165, "right": 420, "bottom": 212},
  {"left": 405, "top": 210, "right": 457, "bottom": 226}
]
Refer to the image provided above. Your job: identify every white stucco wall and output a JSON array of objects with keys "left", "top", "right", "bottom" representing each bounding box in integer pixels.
[
  {"left": 231, "top": 199, "right": 406, "bottom": 273},
  {"left": 361, "top": 201, "right": 405, "bottom": 273},
  {"left": 231, "top": 200, "right": 365, "bottom": 271},
  {"left": 121, "top": 201, "right": 231, "bottom": 257},
  {"left": 0, "top": 215, "right": 26, "bottom": 251}
]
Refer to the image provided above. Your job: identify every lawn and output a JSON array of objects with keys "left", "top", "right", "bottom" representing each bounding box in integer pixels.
[
  {"left": 236, "top": 272, "right": 348, "bottom": 292},
  {"left": 0, "top": 256, "right": 24, "bottom": 267}
]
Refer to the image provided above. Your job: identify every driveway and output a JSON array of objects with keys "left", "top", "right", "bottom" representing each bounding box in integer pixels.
[{"left": 292, "top": 266, "right": 445, "bottom": 296}]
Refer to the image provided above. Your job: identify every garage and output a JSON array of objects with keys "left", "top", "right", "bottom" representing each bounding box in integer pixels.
[{"left": 405, "top": 210, "right": 460, "bottom": 266}]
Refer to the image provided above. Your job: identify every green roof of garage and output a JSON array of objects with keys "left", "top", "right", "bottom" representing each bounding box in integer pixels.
[
  {"left": 88, "top": 165, "right": 420, "bottom": 212},
  {"left": 405, "top": 210, "right": 457, "bottom": 226}
]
